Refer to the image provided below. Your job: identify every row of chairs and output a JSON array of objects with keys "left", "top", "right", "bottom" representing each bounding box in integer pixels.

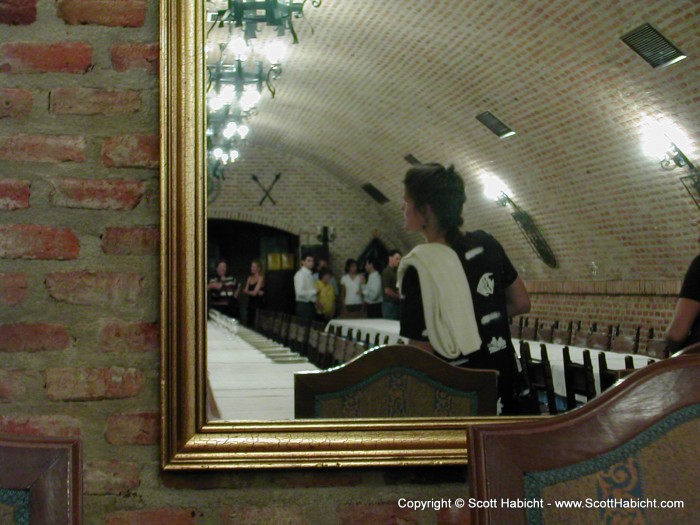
[
  {"left": 511, "top": 318, "right": 669, "bottom": 358},
  {"left": 519, "top": 340, "right": 656, "bottom": 415},
  {"left": 254, "top": 310, "right": 398, "bottom": 369}
]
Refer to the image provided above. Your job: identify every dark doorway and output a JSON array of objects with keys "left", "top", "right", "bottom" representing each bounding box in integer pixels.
[{"left": 208, "top": 220, "right": 299, "bottom": 318}]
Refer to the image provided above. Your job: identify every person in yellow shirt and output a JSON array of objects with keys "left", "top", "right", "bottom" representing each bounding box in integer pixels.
[{"left": 315, "top": 267, "right": 337, "bottom": 321}]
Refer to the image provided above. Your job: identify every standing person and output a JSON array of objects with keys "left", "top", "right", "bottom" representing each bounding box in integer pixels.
[
  {"left": 397, "top": 163, "right": 531, "bottom": 415},
  {"left": 294, "top": 252, "right": 317, "bottom": 325},
  {"left": 315, "top": 267, "right": 337, "bottom": 321},
  {"left": 207, "top": 259, "right": 240, "bottom": 319},
  {"left": 340, "top": 258, "right": 365, "bottom": 315},
  {"left": 362, "top": 257, "right": 383, "bottom": 318},
  {"left": 313, "top": 257, "right": 339, "bottom": 295},
  {"left": 381, "top": 250, "right": 402, "bottom": 320},
  {"left": 242, "top": 259, "right": 265, "bottom": 327},
  {"left": 665, "top": 237, "right": 700, "bottom": 352}
]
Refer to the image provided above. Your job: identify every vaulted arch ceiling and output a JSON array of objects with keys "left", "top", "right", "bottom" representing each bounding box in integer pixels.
[{"left": 222, "top": 0, "right": 699, "bottom": 280}]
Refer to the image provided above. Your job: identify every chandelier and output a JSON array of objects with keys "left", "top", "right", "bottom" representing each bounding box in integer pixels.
[
  {"left": 207, "top": 0, "right": 322, "bottom": 43},
  {"left": 206, "top": 1, "right": 322, "bottom": 202}
]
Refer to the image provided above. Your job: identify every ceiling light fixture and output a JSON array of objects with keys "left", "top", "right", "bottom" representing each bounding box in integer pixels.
[
  {"left": 476, "top": 111, "right": 516, "bottom": 139},
  {"left": 208, "top": 0, "right": 322, "bottom": 44}
]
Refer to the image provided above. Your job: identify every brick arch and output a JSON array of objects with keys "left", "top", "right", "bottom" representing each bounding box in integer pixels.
[{"left": 207, "top": 210, "right": 303, "bottom": 237}]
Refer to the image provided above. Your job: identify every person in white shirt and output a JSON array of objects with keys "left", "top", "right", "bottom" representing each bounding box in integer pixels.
[
  {"left": 340, "top": 258, "right": 364, "bottom": 314},
  {"left": 294, "top": 252, "right": 317, "bottom": 324},
  {"left": 362, "top": 257, "right": 383, "bottom": 318}
]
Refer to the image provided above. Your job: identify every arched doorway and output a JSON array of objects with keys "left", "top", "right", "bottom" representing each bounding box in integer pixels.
[{"left": 207, "top": 220, "right": 300, "bottom": 319}]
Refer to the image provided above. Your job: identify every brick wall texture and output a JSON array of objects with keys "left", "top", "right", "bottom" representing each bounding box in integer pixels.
[{"left": 0, "top": 0, "right": 697, "bottom": 523}]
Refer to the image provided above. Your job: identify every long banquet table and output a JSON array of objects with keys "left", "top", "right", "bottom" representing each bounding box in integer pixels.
[
  {"left": 207, "top": 318, "right": 318, "bottom": 420},
  {"left": 325, "top": 318, "right": 657, "bottom": 398}
]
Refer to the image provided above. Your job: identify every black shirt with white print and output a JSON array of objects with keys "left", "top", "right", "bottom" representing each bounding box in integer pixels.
[{"left": 400, "top": 230, "right": 520, "bottom": 413}]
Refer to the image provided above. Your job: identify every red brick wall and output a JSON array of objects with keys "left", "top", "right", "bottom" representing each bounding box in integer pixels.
[{"left": 0, "top": 2, "right": 468, "bottom": 523}]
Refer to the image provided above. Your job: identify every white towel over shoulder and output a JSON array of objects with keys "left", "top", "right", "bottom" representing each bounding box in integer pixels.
[{"left": 397, "top": 243, "right": 481, "bottom": 359}]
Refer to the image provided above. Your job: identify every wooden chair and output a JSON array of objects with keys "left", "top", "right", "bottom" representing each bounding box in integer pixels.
[
  {"left": 563, "top": 346, "right": 596, "bottom": 410},
  {"left": 294, "top": 344, "right": 499, "bottom": 418},
  {"left": 520, "top": 317, "right": 538, "bottom": 341},
  {"left": 468, "top": 355, "right": 700, "bottom": 525},
  {"left": 316, "top": 332, "right": 334, "bottom": 369},
  {"left": 535, "top": 321, "right": 554, "bottom": 343},
  {"left": 551, "top": 321, "right": 572, "bottom": 345},
  {"left": 598, "top": 351, "right": 636, "bottom": 391},
  {"left": 519, "top": 341, "right": 558, "bottom": 415},
  {"left": 0, "top": 433, "right": 82, "bottom": 524},
  {"left": 570, "top": 321, "right": 588, "bottom": 347},
  {"left": 585, "top": 323, "right": 613, "bottom": 351},
  {"left": 306, "top": 323, "right": 323, "bottom": 365},
  {"left": 610, "top": 325, "right": 641, "bottom": 354},
  {"left": 641, "top": 328, "right": 669, "bottom": 359},
  {"left": 331, "top": 334, "right": 351, "bottom": 365}
]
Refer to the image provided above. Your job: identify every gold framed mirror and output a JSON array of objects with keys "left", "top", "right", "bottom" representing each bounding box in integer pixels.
[{"left": 160, "top": 0, "right": 521, "bottom": 470}]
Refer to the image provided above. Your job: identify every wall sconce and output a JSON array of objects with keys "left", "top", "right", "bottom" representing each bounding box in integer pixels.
[
  {"left": 316, "top": 226, "right": 336, "bottom": 245},
  {"left": 481, "top": 172, "right": 557, "bottom": 268},
  {"left": 640, "top": 115, "right": 694, "bottom": 171},
  {"left": 680, "top": 170, "right": 700, "bottom": 212},
  {"left": 658, "top": 141, "right": 696, "bottom": 171}
]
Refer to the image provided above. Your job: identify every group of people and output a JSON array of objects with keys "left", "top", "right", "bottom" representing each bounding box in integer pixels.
[
  {"left": 207, "top": 258, "right": 265, "bottom": 326},
  {"left": 293, "top": 249, "right": 404, "bottom": 324}
]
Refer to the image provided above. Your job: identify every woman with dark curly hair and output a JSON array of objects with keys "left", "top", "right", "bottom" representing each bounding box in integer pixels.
[{"left": 398, "top": 163, "right": 531, "bottom": 414}]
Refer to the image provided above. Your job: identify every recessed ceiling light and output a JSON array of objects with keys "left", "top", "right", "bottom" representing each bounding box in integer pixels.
[{"left": 476, "top": 111, "right": 516, "bottom": 139}]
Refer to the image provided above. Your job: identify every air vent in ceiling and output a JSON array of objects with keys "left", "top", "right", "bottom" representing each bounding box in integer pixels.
[
  {"left": 361, "top": 183, "right": 390, "bottom": 204},
  {"left": 620, "top": 23, "right": 686, "bottom": 68},
  {"left": 476, "top": 111, "right": 516, "bottom": 138},
  {"left": 404, "top": 153, "right": 421, "bottom": 165}
]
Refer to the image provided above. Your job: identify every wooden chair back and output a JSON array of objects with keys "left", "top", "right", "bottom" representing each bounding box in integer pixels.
[
  {"left": 509, "top": 317, "right": 522, "bottom": 340},
  {"left": 585, "top": 324, "right": 612, "bottom": 351},
  {"left": 610, "top": 325, "right": 640, "bottom": 354},
  {"left": 671, "top": 341, "right": 700, "bottom": 357},
  {"left": 0, "top": 433, "right": 82, "bottom": 525},
  {"left": 563, "top": 347, "right": 596, "bottom": 410},
  {"left": 551, "top": 321, "right": 572, "bottom": 345},
  {"left": 535, "top": 321, "right": 554, "bottom": 343},
  {"left": 520, "top": 317, "right": 538, "bottom": 341},
  {"left": 598, "top": 351, "right": 635, "bottom": 391},
  {"left": 571, "top": 321, "right": 588, "bottom": 347},
  {"left": 295, "top": 344, "right": 499, "bottom": 418},
  {"left": 468, "top": 355, "right": 700, "bottom": 525},
  {"left": 519, "top": 342, "right": 558, "bottom": 415}
]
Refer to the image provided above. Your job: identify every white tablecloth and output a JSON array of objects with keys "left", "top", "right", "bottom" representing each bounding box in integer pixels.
[
  {"left": 207, "top": 320, "right": 318, "bottom": 420},
  {"left": 324, "top": 319, "right": 657, "bottom": 399},
  {"left": 325, "top": 319, "right": 402, "bottom": 344}
]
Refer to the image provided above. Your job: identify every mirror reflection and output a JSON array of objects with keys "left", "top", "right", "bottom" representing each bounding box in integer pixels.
[{"left": 202, "top": 1, "right": 689, "bottom": 422}]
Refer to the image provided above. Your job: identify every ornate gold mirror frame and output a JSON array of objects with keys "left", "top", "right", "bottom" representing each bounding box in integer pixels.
[{"left": 160, "top": 0, "right": 505, "bottom": 470}]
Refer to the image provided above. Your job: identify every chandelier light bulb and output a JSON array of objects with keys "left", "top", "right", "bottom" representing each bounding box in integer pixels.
[
  {"left": 222, "top": 122, "right": 238, "bottom": 139},
  {"left": 237, "top": 125, "right": 249, "bottom": 139},
  {"left": 212, "top": 147, "right": 223, "bottom": 159},
  {"left": 240, "top": 88, "right": 260, "bottom": 111},
  {"left": 229, "top": 37, "right": 249, "bottom": 61},
  {"left": 265, "top": 41, "right": 288, "bottom": 64},
  {"left": 230, "top": 150, "right": 240, "bottom": 162}
]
